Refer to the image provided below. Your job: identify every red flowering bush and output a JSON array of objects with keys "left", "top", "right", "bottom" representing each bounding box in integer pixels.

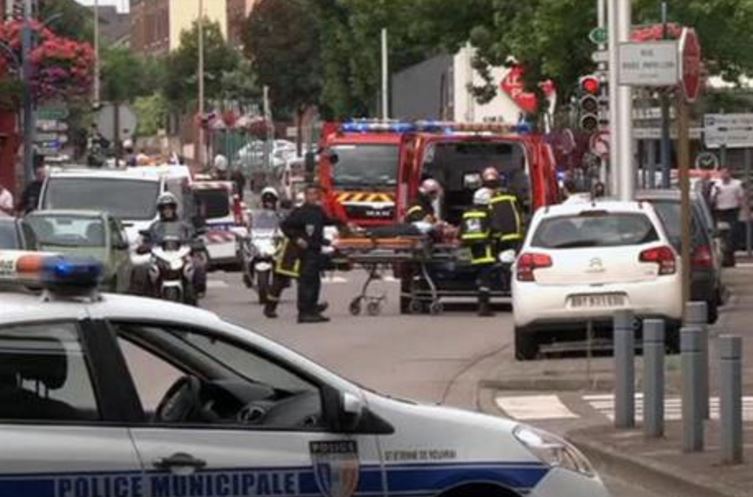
[{"left": 0, "top": 20, "right": 94, "bottom": 107}]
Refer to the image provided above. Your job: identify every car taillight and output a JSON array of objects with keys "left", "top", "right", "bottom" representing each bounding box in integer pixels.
[
  {"left": 639, "top": 246, "right": 676, "bottom": 275},
  {"left": 516, "top": 253, "right": 552, "bottom": 282},
  {"left": 692, "top": 244, "right": 713, "bottom": 268}
]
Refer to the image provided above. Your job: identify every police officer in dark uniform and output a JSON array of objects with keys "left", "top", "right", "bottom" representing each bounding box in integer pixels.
[
  {"left": 404, "top": 178, "right": 442, "bottom": 223},
  {"left": 461, "top": 188, "right": 496, "bottom": 316},
  {"left": 264, "top": 184, "right": 343, "bottom": 323}
]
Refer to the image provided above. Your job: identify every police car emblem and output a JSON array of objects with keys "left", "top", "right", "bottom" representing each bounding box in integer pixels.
[
  {"left": 310, "top": 440, "right": 360, "bottom": 497},
  {"left": 306, "top": 224, "right": 315, "bottom": 236}
]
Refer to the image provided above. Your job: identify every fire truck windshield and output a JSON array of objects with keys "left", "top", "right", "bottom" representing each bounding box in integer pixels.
[{"left": 331, "top": 144, "right": 399, "bottom": 189}]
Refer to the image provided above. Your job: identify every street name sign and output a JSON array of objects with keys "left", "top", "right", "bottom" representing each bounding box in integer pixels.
[
  {"left": 704, "top": 113, "right": 753, "bottom": 149},
  {"left": 618, "top": 41, "right": 679, "bottom": 87}
]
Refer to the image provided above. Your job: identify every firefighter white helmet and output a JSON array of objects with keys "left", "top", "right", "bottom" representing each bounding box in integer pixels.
[
  {"left": 419, "top": 178, "right": 442, "bottom": 196},
  {"left": 213, "top": 154, "right": 229, "bottom": 172}
]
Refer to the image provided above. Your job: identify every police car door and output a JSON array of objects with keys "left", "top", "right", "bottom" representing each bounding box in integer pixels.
[
  {"left": 112, "top": 321, "right": 385, "bottom": 497},
  {"left": 0, "top": 320, "right": 144, "bottom": 497}
]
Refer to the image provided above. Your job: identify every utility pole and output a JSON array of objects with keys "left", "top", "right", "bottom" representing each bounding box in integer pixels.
[
  {"left": 381, "top": 28, "right": 389, "bottom": 120},
  {"left": 197, "top": 0, "right": 205, "bottom": 169},
  {"left": 607, "top": 0, "right": 620, "bottom": 197},
  {"left": 596, "top": 0, "right": 607, "bottom": 187},
  {"left": 21, "top": 0, "right": 33, "bottom": 185},
  {"left": 615, "top": 0, "right": 634, "bottom": 200},
  {"left": 660, "top": 1, "right": 671, "bottom": 188},
  {"left": 93, "top": 0, "right": 100, "bottom": 105}
]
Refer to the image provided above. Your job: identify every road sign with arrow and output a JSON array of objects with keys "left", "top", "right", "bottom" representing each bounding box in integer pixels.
[{"left": 704, "top": 113, "right": 753, "bottom": 149}]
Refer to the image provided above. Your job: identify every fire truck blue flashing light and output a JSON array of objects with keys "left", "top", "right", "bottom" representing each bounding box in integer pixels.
[{"left": 341, "top": 121, "right": 416, "bottom": 133}]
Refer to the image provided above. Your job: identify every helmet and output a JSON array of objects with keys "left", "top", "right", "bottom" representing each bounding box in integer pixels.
[
  {"left": 213, "top": 154, "right": 228, "bottom": 172},
  {"left": 156, "top": 192, "right": 178, "bottom": 209},
  {"left": 261, "top": 186, "right": 279, "bottom": 200},
  {"left": 473, "top": 188, "right": 492, "bottom": 206},
  {"left": 419, "top": 178, "right": 442, "bottom": 196}
]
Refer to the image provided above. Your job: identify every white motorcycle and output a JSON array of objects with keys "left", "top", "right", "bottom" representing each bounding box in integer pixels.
[
  {"left": 148, "top": 236, "right": 197, "bottom": 305},
  {"left": 241, "top": 210, "right": 282, "bottom": 304}
]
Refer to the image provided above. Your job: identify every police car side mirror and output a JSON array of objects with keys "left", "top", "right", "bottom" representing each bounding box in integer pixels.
[{"left": 339, "top": 392, "right": 364, "bottom": 432}]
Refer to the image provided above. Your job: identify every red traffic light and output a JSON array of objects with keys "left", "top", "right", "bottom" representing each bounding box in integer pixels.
[{"left": 581, "top": 76, "right": 600, "bottom": 95}]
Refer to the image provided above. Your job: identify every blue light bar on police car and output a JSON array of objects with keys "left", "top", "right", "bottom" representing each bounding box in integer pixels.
[{"left": 0, "top": 251, "right": 103, "bottom": 291}]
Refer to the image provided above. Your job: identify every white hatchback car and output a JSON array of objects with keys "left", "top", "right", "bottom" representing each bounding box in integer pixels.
[{"left": 512, "top": 201, "right": 683, "bottom": 360}]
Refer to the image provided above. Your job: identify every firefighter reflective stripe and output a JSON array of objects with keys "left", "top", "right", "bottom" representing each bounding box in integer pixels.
[
  {"left": 490, "top": 194, "right": 523, "bottom": 240},
  {"left": 470, "top": 244, "right": 495, "bottom": 265},
  {"left": 461, "top": 211, "right": 490, "bottom": 241},
  {"left": 274, "top": 238, "right": 301, "bottom": 277},
  {"left": 337, "top": 192, "right": 396, "bottom": 203}
]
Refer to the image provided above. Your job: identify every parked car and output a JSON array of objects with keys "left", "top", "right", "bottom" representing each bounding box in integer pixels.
[
  {"left": 25, "top": 210, "right": 132, "bottom": 293},
  {"left": 636, "top": 190, "right": 724, "bottom": 323},
  {"left": 0, "top": 218, "right": 37, "bottom": 250},
  {"left": 512, "top": 201, "right": 682, "bottom": 360}
]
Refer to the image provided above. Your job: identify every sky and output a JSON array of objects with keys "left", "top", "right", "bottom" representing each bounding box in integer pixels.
[{"left": 75, "top": 0, "right": 129, "bottom": 13}]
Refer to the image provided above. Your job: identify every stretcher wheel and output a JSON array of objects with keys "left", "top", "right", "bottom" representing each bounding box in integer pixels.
[
  {"left": 367, "top": 301, "right": 381, "bottom": 316},
  {"left": 408, "top": 299, "right": 423, "bottom": 314},
  {"left": 349, "top": 299, "right": 362, "bottom": 316},
  {"left": 429, "top": 302, "right": 443, "bottom": 315}
]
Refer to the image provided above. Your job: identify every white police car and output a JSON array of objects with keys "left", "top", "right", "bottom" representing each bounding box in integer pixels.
[{"left": 0, "top": 251, "right": 610, "bottom": 497}]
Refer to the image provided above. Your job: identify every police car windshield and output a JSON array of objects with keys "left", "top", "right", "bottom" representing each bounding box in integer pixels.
[
  {"left": 43, "top": 178, "right": 160, "bottom": 220},
  {"left": 331, "top": 144, "right": 399, "bottom": 189}
]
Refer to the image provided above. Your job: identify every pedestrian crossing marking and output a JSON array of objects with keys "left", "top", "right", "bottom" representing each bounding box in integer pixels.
[
  {"left": 495, "top": 393, "right": 753, "bottom": 422},
  {"left": 495, "top": 394, "right": 579, "bottom": 420}
]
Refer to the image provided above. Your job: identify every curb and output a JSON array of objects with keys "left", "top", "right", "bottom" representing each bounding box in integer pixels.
[{"left": 567, "top": 428, "right": 748, "bottom": 497}]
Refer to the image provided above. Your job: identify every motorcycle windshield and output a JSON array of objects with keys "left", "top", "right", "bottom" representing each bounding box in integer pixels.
[{"left": 252, "top": 210, "right": 280, "bottom": 231}]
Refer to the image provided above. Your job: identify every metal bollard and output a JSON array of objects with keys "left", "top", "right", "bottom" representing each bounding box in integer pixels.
[
  {"left": 614, "top": 310, "right": 635, "bottom": 429},
  {"left": 684, "top": 301, "right": 709, "bottom": 419},
  {"left": 719, "top": 335, "right": 743, "bottom": 464},
  {"left": 643, "top": 319, "right": 665, "bottom": 438},
  {"left": 681, "top": 326, "right": 704, "bottom": 452}
]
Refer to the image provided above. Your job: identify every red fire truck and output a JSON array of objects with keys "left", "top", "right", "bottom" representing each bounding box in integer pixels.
[{"left": 319, "top": 120, "right": 559, "bottom": 228}]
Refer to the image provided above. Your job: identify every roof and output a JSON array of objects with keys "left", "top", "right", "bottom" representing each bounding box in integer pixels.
[
  {"left": 49, "top": 169, "right": 160, "bottom": 182},
  {"left": 541, "top": 200, "right": 649, "bottom": 216},
  {"left": 0, "top": 291, "right": 224, "bottom": 330},
  {"left": 26, "top": 209, "right": 108, "bottom": 219}
]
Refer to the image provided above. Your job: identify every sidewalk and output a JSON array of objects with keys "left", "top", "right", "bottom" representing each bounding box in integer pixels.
[{"left": 481, "top": 266, "right": 753, "bottom": 497}]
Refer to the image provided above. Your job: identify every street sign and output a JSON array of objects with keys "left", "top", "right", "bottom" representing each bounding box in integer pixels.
[
  {"left": 591, "top": 50, "right": 608, "bottom": 64},
  {"left": 633, "top": 127, "right": 703, "bottom": 140},
  {"left": 589, "top": 27, "right": 608, "bottom": 45},
  {"left": 96, "top": 104, "right": 137, "bottom": 142},
  {"left": 619, "top": 41, "right": 679, "bottom": 87},
  {"left": 679, "top": 28, "right": 702, "bottom": 103},
  {"left": 36, "top": 119, "right": 68, "bottom": 132},
  {"left": 695, "top": 151, "right": 719, "bottom": 170},
  {"left": 704, "top": 113, "right": 753, "bottom": 149},
  {"left": 36, "top": 105, "right": 69, "bottom": 120},
  {"left": 589, "top": 131, "right": 610, "bottom": 159}
]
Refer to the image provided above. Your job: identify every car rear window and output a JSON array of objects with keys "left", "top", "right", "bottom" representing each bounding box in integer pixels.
[
  {"left": 531, "top": 212, "right": 659, "bottom": 249},
  {"left": 194, "top": 189, "right": 230, "bottom": 219}
]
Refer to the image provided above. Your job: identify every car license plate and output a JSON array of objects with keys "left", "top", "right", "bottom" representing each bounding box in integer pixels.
[{"left": 569, "top": 293, "right": 626, "bottom": 308}]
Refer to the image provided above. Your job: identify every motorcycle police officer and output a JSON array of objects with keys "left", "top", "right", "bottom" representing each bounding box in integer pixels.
[
  {"left": 461, "top": 188, "right": 496, "bottom": 316},
  {"left": 260, "top": 186, "right": 280, "bottom": 212},
  {"left": 264, "top": 184, "right": 344, "bottom": 323}
]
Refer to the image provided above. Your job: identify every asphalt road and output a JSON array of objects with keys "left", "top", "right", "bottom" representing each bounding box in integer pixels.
[{"left": 203, "top": 270, "right": 660, "bottom": 497}]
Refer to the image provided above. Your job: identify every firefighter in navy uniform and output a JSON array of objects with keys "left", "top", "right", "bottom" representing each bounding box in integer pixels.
[
  {"left": 461, "top": 188, "right": 496, "bottom": 316},
  {"left": 264, "top": 184, "right": 344, "bottom": 323},
  {"left": 483, "top": 167, "right": 524, "bottom": 253},
  {"left": 404, "top": 178, "right": 442, "bottom": 223}
]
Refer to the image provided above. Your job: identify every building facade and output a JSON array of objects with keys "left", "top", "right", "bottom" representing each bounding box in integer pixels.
[
  {"left": 226, "top": 0, "right": 259, "bottom": 47},
  {"left": 130, "top": 0, "right": 170, "bottom": 56}
]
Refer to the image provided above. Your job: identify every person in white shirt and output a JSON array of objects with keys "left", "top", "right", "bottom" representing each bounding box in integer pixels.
[
  {"left": 0, "top": 185, "right": 14, "bottom": 218},
  {"left": 712, "top": 169, "right": 745, "bottom": 265}
]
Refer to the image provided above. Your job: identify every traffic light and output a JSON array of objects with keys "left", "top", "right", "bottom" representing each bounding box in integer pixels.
[{"left": 579, "top": 75, "right": 600, "bottom": 132}]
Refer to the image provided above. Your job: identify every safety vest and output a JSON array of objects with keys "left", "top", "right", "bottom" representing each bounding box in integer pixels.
[
  {"left": 489, "top": 193, "right": 523, "bottom": 242},
  {"left": 274, "top": 237, "right": 301, "bottom": 278},
  {"left": 461, "top": 209, "right": 495, "bottom": 265}
]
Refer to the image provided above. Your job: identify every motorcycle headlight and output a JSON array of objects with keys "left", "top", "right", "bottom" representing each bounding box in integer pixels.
[{"left": 513, "top": 425, "right": 594, "bottom": 477}]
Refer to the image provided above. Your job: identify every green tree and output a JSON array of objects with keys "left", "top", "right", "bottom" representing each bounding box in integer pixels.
[
  {"left": 219, "top": 58, "right": 260, "bottom": 109},
  {"left": 164, "top": 20, "right": 240, "bottom": 112},
  {"left": 39, "top": 0, "right": 94, "bottom": 42},
  {"left": 244, "top": 0, "right": 322, "bottom": 143},
  {"left": 133, "top": 93, "right": 169, "bottom": 137}
]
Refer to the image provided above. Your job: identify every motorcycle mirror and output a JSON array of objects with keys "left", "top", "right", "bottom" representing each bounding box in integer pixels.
[{"left": 499, "top": 250, "right": 516, "bottom": 264}]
